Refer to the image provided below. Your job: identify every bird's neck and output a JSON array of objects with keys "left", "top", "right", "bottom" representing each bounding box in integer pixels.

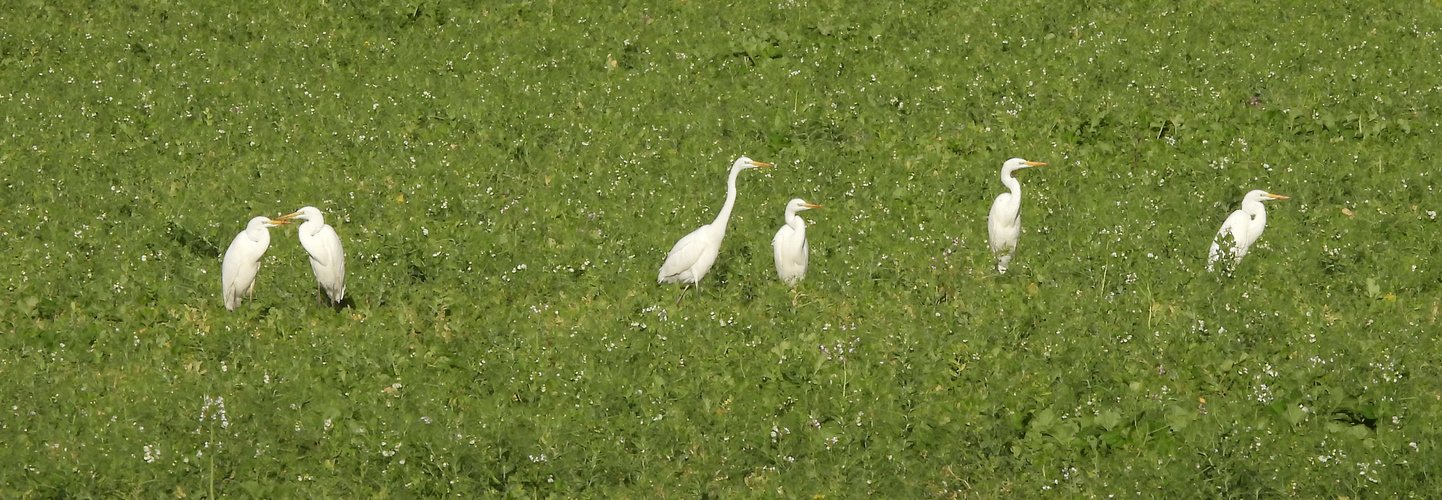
[
  {"left": 785, "top": 210, "right": 807, "bottom": 231},
  {"left": 1001, "top": 168, "right": 1022, "bottom": 197},
  {"left": 303, "top": 218, "right": 325, "bottom": 236},
  {"left": 1243, "top": 201, "right": 1266, "bottom": 220},
  {"left": 712, "top": 164, "right": 743, "bottom": 228}
]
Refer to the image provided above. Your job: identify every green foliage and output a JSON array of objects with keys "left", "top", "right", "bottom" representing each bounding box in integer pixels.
[{"left": 2, "top": 0, "right": 1441, "bottom": 496}]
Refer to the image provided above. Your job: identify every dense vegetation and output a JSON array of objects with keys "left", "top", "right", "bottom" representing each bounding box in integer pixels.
[{"left": 3, "top": 1, "right": 1440, "bottom": 496}]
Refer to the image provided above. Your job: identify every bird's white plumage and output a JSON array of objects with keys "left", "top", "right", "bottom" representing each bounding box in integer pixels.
[
  {"left": 987, "top": 158, "right": 1045, "bottom": 274},
  {"left": 658, "top": 156, "right": 770, "bottom": 298},
  {"left": 1207, "top": 190, "right": 1288, "bottom": 271},
  {"left": 221, "top": 216, "right": 286, "bottom": 310},
  {"left": 281, "top": 206, "right": 346, "bottom": 306},
  {"left": 659, "top": 226, "right": 723, "bottom": 285},
  {"left": 773, "top": 198, "right": 821, "bottom": 286}
]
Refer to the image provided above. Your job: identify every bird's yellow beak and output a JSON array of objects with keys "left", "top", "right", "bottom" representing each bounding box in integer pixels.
[
  {"left": 1024, "top": 161, "right": 1047, "bottom": 166},
  {"left": 803, "top": 203, "right": 824, "bottom": 209},
  {"left": 267, "top": 218, "right": 292, "bottom": 225},
  {"left": 1265, "top": 194, "right": 1290, "bottom": 200},
  {"left": 277, "top": 211, "right": 303, "bottom": 221},
  {"left": 749, "top": 161, "right": 773, "bottom": 168}
]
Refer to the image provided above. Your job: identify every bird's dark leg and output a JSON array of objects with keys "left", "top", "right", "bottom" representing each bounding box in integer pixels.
[
  {"left": 675, "top": 284, "right": 690, "bottom": 307},
  {"left": 316, "top": 284, "right": 327, "bottom": 308}
]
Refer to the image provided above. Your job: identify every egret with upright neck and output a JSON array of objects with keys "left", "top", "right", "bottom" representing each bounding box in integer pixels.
[{"left": 658, "top": 156, "right": 771, "bottom": 304}]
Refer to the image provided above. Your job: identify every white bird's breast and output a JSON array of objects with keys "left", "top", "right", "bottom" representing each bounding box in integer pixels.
[{"left": 658, "top": 224, "right": 724, "bottom": 284}]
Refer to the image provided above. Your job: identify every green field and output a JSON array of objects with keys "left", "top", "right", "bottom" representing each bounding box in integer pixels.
[{"left": 3, "top": 1, "right": 1441, "bottom": 497}]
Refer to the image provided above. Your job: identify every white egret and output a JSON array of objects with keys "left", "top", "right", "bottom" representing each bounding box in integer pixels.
[
  {"left": 987, "top": 158, "right": 1047, "bottom": 274},
  {"left": 772, "top": 198, "right": 823, "bottom": 286},
  {"left": 1207, "top": 190, "right": 1289, "bottom": 271},
  {"left": 221, "top": 216, "right": 290, "bottom": 310},
  {"left": 278, "top": 206, "right": 346, "bottom": 307},
  {"left": 658, "top": 156, "right": 772, "bottom": 304}
]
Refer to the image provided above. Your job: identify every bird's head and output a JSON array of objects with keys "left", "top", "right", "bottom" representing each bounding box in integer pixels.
[
  {"left": 788, "top": 198, "right": 823, "bottom": 213},
  {"left": 251, "top": 216, "right": 290, "bottom": 229},
  {"left": 733, "top": 156, "right": 773, "bottom": 170},
  {"left": 1003, "top": 158, "right": 1047, "bottom": 173},
  {"left": 1245, "top": 190, "right": 1289, "bottom": 203},
  {"left": 278, "top": 206, "right": 322, "bottom": 222}
]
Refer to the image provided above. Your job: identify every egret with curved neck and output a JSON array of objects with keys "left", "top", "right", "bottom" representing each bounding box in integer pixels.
[
  {"left": 773, "top": 198, "right": 823, "bottom": 286},
  {"left": 658, "top": 156, "right": 771, "bottom": 304},
  {"left": 987, "top": 157, "right": 1047, "bottom": 274},
  {"left": 222, "top": 216, "right": 290, "bottom": 310},
  {"left": 1207, "top": 189, "right": 1289, "bottom": 271},
  {"left": 279, "top": 206, "right": 347, "bottom": 308}
]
